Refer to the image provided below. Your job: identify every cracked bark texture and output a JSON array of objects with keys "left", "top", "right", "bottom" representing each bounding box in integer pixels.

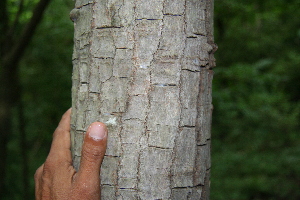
[{"left": 70, "top": 0, "right": 216, "bottom": 199}]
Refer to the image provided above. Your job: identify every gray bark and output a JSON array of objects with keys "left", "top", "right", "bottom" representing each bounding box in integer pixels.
[{"left": 70, "top": 0, "right": 216, "bottom": 199}]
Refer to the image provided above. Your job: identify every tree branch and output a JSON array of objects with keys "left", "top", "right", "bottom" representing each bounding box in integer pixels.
[
  {"left": 0, "top": 0, "right": 9, "bottom": 58},
  {"left": 7, "top": 0, "right": 25, "bottom": 39},
  {"left": 3, "top": 0, "right": 52, "bottom": 69}
]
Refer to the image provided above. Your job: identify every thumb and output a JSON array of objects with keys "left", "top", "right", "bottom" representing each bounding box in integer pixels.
[{"left": 78, "top": 122, "right": 107, "bottom": 178}]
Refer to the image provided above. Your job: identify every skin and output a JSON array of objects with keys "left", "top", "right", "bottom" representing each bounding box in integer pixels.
[{"left": 34, "top": 109, "right": 108, "bottom": 200}]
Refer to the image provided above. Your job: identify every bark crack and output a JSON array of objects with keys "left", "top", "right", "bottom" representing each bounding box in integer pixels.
[
  {"left": 96, "top": 26, "right": 123, "bottom": 29},
  {"left": 152, "top": 83, "right": 177, "bottom": 87},
  {"left": 133, "top": 1, "right": 145, "bottom": 196},
  {"left": 170, "top": 0, "right": 188, "bottom": 195},
  {"left": 181, "top": 125, "right": 196, "bottom": 128},
  {"left": 172, "top": 183, "right": 204, "bottom": 189},
  {"left": 135, "top": 18, "right": 163, "bottom": 20},
  {"left": 148, "top": 146, "right": 172, "bottom": 150},
  {"left": 182, "top": 68, "right": 200, "bottom": 72},
  {"left": 75, "top": 2, "right": 94, "bottom": 9},
  {"left": 163, "top": 14, "right": 182, "bottom": 16}
]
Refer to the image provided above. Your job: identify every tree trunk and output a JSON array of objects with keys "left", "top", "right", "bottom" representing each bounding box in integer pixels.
[{"left": 71, "top": 0, "right": 216, "bottom": 199}]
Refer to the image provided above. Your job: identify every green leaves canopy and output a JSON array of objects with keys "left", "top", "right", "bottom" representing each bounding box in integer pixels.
[{"left": 212, "top": 0, "right": 300, "bottom": 199}]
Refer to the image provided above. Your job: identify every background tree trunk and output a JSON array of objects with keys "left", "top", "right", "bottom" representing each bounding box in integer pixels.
[
  {"left": 0, "top": 0, "right": 51, "bottom": 196},
  {"left": 71, "top": 0, "right": 216, "bottom": 199}
]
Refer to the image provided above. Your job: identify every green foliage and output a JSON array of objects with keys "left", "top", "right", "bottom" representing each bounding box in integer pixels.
[
  {"left": 212, "top": 62, "right": 300, "bottom": 200},
  {"left": 212, "top": 0, "right": 300, "bottom": 199},
  {"left": 7, "top": 0, "right": 39, "bottom": 23}
]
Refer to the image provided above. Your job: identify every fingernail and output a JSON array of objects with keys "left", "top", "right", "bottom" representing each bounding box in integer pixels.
[{"left": 88, "top": 122, "right": 107, "bottom": 141}]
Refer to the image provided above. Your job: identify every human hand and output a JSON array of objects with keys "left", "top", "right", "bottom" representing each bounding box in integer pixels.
[{"left": 34, "top": 109, "right": 108, "bottom": 200}]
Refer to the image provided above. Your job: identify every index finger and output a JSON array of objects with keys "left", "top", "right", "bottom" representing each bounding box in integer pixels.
[{"left": 47, "top": 108, "right": 72, "bottom": 162}]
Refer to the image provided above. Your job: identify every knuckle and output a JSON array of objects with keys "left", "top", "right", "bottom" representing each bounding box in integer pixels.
[
  {"left": 42, "top": 158, "right": 59, "bottom": 177},
  {"left": 81, "top": 146, "right": 102, "bottom": 163},
  {"left": 44, "top": 158, "right": 56, "bottom": 170},
  {"left": 76, "top": 183, "right": 98, "bottom": 199}
]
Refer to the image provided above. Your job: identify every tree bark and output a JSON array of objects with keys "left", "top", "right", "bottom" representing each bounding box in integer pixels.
[{"left": 71, "top": 0, "right": 216, "bottom": 199}]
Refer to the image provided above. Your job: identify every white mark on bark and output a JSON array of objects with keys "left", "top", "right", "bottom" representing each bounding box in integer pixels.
[
  {"left": 139, "top": 65, "right": 148, "bottom": 69},
  {"left": 106, "top": 117, "right": 117, "bottom": 125}
]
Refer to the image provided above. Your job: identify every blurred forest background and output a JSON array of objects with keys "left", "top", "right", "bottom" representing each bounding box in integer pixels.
[{"left": 0, "top": 0, "right": 299, "bottom": 199}]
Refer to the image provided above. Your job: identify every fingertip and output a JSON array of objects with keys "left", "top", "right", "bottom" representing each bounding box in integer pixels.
[
  {"left": 50, "top": 109, "right": 72, "bottom": 159},
  {"left": 56, "top": 108, "right": 72, "bottom": 133},
  {"left": 87, "top": 122, "right": 108, "bottom": 141},
  {"left": 63, "top": 108, "right": 72, "bottom": 119}
]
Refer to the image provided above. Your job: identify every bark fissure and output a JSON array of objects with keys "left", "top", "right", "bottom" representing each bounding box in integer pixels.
[
  {"left": 74, "top": 2, "right": 94, "bottom": 9},
  {"left": 96, "top": 26, "right": 123, "bottom": 29},
  {"left": 148, "top": 146, "right": 172, "bottom": 150},
  {"left": 163, "top": 14, "right": 183, "bottom": 16},
  {"left": 172, "top": 184, "right": 205, "bottom": 189}
]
